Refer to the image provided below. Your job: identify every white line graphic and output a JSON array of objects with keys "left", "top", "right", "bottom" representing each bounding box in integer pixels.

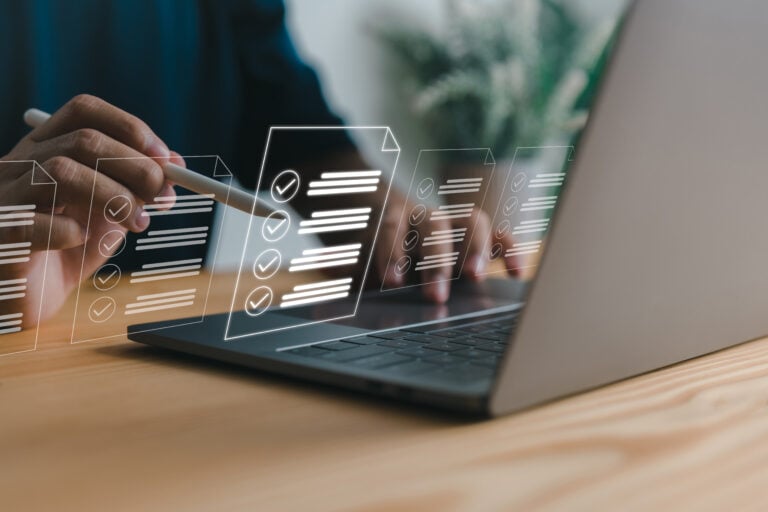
[
  {"left": 303, "top": 244, "right": 362, "bottom": 255},
  {"left": 126, "top": 295, "right": 196, "bottom": 309},
  {"left": 142, "top": 207, "right": 213, "bottom": 217},
  {"left": 135, "top": 240, "right": 207, "bottom": 251},
  {"left": 129, "top": 271, "right": 200, "bottom": 283},
  {"left": 0, "top": 204, "right": 35, "bottom": 212},
  {"left": 320, "top": 170, "right": 381, "bottom": 179},
  {"left": 124, "top": 301, "right": 195, "bottom": 315},
  {"left": 312, "top": 208, "right": 371, "bottom": 218},
  {"left": 0, "top": 242, "right": 31, "bottom": 250},
  {"left": 142, "top": 259, "right": 203, "bottom": 270},
  {"left": 148, "top": 226, "right": 209, "bottom": 236},
  {"left": 306, "top": 186, "right": 378, "bottom": 196},
  {"left": 136, "top": 288, "right": 197, "bottom": 301}
]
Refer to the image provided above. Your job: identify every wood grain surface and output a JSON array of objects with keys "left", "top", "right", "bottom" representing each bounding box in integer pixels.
[{"left": 3, "top": 272, "right": 768, "bottom": 512}]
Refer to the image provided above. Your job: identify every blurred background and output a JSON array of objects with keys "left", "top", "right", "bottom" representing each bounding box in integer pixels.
[{"left": 213, "top": 0, "right": 628, "bottom": 269}]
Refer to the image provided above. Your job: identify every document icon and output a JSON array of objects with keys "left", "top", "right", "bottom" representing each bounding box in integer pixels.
[
  {"left": 381, "top": 148, "right": 496, "bottom": 291},
  {"left": 70, "top": 156, "right": 233, "bottom": 343},
  {"left": 479, "top": 146, "right": 574, "bottom": 276},
  {"left": 0, "top": 161, "right": 56, "bottom": 356},
  {"left": 226, "top": 127, "right": 400, "bottom": 340}
]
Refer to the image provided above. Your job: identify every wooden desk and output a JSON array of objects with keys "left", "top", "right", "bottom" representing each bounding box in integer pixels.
[{"left": 3, "top": 273, "right": 768, "bottom": 511}]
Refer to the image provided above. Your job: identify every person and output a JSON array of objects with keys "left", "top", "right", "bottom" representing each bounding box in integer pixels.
[{"left": 0, "top": 0, "right": 517, "bottom": 328}]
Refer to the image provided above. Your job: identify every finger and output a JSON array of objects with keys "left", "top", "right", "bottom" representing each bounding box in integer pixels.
[
  {"left": 375, "top": 210, "right": 406, "bottom": 288},
  {"left": 29, "top": 94, "right": 170, "bottom": 159},
  {"left": 418, "top": 217, "right": 454, "bottom": 303},
  {"left": 500, "top": 231, "right": 522, "bottom": 278},
  {"left": 0, "top": 212, "right": 85, "bottom": 250},
  {"left": 28, "top": 129, "right": 167, "bottom": 203},
  {"left": 33, "top": 157, "right": 148, "bottom": 233},
  {"left": 460, "top": 209, "right": 491, "bottom": 282}
]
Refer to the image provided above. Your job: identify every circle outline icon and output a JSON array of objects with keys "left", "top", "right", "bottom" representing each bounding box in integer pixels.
[
  {"left": 93, "top": 264, "right": 122, "bottom": 291},
  {"left": 98, "top": 230, "right": 127, "bottom": 258},
  {"left": 244, "top": 286, "right": 274, "bottom": 317},
  {"left": 416, "top": 178, "right": 435, "bottom": 200},
  {"left": 408, "top": 204, "right": 428, "bottom": 226},
  {"left": 88, "top": 296, "right": 116, "bottom": 323},
  {"left": 510, "top": 172, "right": 528, "bottom": 193},
  {"left": 104, "top": 194, "right": 133, "bottom": 224},
  {"left": 270, "top": 169, "right": 301, "bottom": 204},
  {"left": 261, "top": 210, "right": 291, "bottom": 242},
  {"left": 252, "top": 249, "right": 282, "bottom": 280}
]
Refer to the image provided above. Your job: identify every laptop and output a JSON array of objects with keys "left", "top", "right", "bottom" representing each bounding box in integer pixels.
[{"left": 129, "top": 0, "right": 768, "bottom": 416}]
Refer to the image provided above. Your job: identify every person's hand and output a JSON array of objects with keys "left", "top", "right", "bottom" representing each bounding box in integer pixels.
[
  {"left": 374, "top": 191, "right": 519, "bottom": 303},
  {"left": 0, "top": 94, "right": 182, "bottom": 326}
]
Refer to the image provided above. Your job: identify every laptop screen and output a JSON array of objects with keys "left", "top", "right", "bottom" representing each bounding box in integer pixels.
[{"left": 220, "top": 0, "right": 631, "bottom": 341}]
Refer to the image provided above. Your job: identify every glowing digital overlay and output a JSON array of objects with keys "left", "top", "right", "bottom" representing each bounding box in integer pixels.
[
  {"left": 381, "top": 148, "right": 496, "bottom": 292},
  {"left": 69, "top": 155, "right": 233, "bottom": 344},
  {"left": 479, "top": 146, "right": 574, "bottom": 276},
  {"left": 0, "top": 161, "right": 56, "bottom": 356},
  {"left": 225, "top": 127, "right": 400, "bottom": 340}
]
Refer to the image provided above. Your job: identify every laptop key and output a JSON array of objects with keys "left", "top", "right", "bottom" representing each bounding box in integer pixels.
[
  {"left": 378, "top": 339, "right": 421, "bottom": 349},
  {"left": 318, "top": 345, "right": 392, "bottom": 362},
  {"left": 344, "top": 336, "right": 383, "bottom": 345},
  {"left": 396, "top": 347, "right": 436, "bottom": 358},
  {"left": 454, "top": 348, "right": 488, "bottom": 359},
  {"left": 450, "top": 338, "right": 486, "bottom": 347},
  {"left": 402, "top": 334, "right": 445, "bottom": 344},
  {"left": 367, "top": 331, "right": 406, "bottom": 340},
  {"left": 430, "top": 330, "right": 466, "bottom": 339},
  {"left": 424, "top": 353, "right": 469, "bottom": 365},
  {"left": 352, "top": 353, "right": 411, "bottom": 369},
  {"left": 423, "top": 342, "right": 465, "bottom": 352},
  {"left": 318, "top": 341, "right": 360, "bottom": 351},
  {"left": 472, "top": 332, "right": 505, "bottom": 342},
  {"left": 475, "top": 343, "right": 505, "bottom": 353}
]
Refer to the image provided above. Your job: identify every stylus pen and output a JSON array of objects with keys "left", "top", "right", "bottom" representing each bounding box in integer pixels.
[{"left": 23, "top": 108, "right": 279, "bottom": 217}]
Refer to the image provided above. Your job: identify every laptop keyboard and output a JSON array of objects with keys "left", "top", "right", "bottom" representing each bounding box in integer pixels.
[{"left": 284, "top": 312, "right": 519, "bottom": 385}]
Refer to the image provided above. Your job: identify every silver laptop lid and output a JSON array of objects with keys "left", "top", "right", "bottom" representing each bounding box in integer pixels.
[{"left": 492, "top": 0, "right": 768, "bottom": 414}]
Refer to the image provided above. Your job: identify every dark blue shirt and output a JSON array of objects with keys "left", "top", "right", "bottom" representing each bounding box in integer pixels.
[{"left": 0, "top": 0, "right": 352, "bottom": 266}]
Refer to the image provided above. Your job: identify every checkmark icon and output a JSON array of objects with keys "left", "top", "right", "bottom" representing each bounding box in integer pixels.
[
  {"left": 402, "top": 230, "right": 419, "bottom": 251},
  {"left": 267, "top": 217, "right": 286, "bottom": 235},
  {"left": 495, "top": 220, "right": 511, "bottom": 239},
  {"left": 104, "top": 195, "right": 133, "bottom": 224},
  {"left": 98, "top": 269, "right": 118, "bottom": 285},
  {"left": 275, "top": 178, "right": 296, "bottom": 196},
  {"left": 93, "top": 302, "right": 113, "bottom": 317},
  {"left": 108, "top": 202, "right": 128, "bottom": 218},
  {"left": 258, "top": 256, "right": 278, "bottom": 272},
  {"left": 490, "top": 243, "right": 503, "bottom": 260},
  {"left": 261, "top": 211, "right": 290, "bottom": 241},
  {"left": 394, "top": 255, "right": 412, "bottom": 275},
  {"left": 409, "top": 205, "right": 427, "bottom": 226},
  {"left": 510, "top": 172, "right": 527, "bottom": 193},
  {"left": 253, "top": 249, "right": 281, "bottom": 280},
  {"left": 93, "top": 264, "right": 121, "bottom": 291},
  {"left": 249, "top": 295, "right": 268, "bottom": 310},
  {"left": 98, "top": 230, "right": 126, "bottom": 258},
  {"left": 416, "top": 178, "right": 434, "bottom": 199},
  {"left": 245, "top": 286, "right": 273, "bottom": 317},
  {"left": 503, "top": 197, "right": 519, "bottom": 216},
  {"left": 88, "top": 297, "right": 116, "bottom": 323},
  {"left": 271, "top": 170, "right": 301, "bottom": 203}
]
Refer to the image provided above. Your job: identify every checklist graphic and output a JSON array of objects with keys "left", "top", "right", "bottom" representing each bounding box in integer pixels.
[
  {"left": 478, "top": 146, "right": 574, "bottom": 276},
  {"left": 381, "top": 148, "right": 496, "bottom": 291},
  {"left": 0, "top": 161, "right": 56, "bottom": 356},
  {"left": 70, "top": 156, "right": 233, "bottom": 344},
  {"left": 226, "top": 127, "right": 400, "bottom": 340}
]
